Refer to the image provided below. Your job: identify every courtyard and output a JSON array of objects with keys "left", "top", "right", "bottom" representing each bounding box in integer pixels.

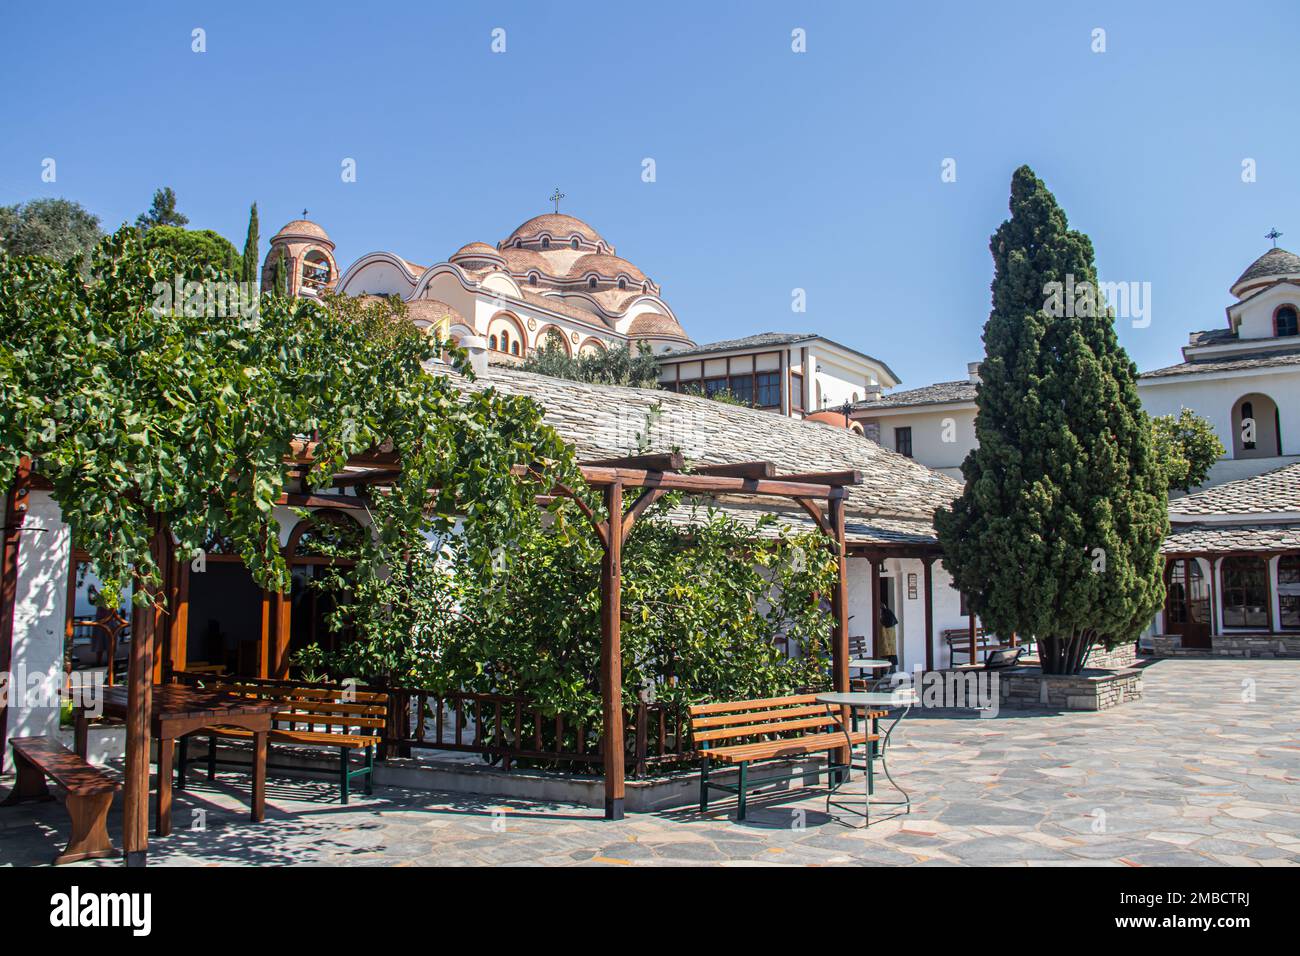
[{"left": 3, "top": 658, "right": 1297, "bottom": 867}]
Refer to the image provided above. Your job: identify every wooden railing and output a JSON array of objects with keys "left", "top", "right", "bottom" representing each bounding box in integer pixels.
[{"left": 380, "top": 686, "right": 693, "bottom": 777}]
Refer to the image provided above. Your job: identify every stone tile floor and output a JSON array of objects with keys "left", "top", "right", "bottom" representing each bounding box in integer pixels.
[{"left": 2, "top": 658, "right": 1298, "bottom": 866}]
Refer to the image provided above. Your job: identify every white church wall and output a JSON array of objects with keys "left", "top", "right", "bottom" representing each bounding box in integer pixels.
[
  {"left": 5, "top": 490, "right": 72, "bottom": 755},
  {"left": 338, "top": 259, "right": 416, "bottom": 297}
]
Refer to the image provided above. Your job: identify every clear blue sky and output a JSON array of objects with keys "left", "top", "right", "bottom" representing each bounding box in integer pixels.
[{"left": 2, "top": 1, "right": 1296, "bottom": 386}]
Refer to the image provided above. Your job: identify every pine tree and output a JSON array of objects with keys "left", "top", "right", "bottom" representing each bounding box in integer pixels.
[
  {"left": 241, "top": 202, "right": 259, "bottom": 284},
  {"left": 135, "top": 187, "right": 188, "bottom": 232},
  {"left": 934, "top": 166, "right": 1167, "bottom": 675}
]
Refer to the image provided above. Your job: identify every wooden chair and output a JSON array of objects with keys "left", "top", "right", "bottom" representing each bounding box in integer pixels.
[
  {"left": 688, "top": 694, "right": 883, "bottom": 820},
  {"left": 2, "top": 736, "right": 120, "bottom": 864},
  {"left": 178, "top": 678, "right": 388, "bottom": 804}
]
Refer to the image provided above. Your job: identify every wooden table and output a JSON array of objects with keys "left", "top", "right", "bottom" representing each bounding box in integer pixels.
[{"left": 75, "top": 685, "right": 276, "bottom": 837}]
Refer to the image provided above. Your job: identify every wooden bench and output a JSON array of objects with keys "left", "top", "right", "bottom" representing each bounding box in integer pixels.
[
  {"left": 177, "top": 678, "right": 388, "bottom": 804},
  {"left": 941, "top": 627, "right": 1012, "bottom": 665},
  {"left": 688, "top": 694, "right": 883, "bottom": 820},
  {"left": 2, "top": 736, "right": 120, "bottom": 864}
]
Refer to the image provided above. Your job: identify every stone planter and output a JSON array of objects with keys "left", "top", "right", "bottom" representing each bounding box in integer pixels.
[{"left": 995, "top": 666, "right": 1143, "bottom": 711}]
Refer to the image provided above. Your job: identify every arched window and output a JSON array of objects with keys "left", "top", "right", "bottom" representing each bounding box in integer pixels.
[
  {"left": 1280, "top": 554, "right": 1300, "bottom": 629},
  {"left": 1241, "top": 401, "right": 1255, "bottom": 450},
  {"left": 514, "top": 239, "right": 522, "bottom": 248},
  {"left": 529, "top": 274, "right": 538, "bottom": 286},
  {"left": 588, "top": 276, "right": 597, "bottom": 289},
  {"left": 541, "top": 237, "right": 550, "bottom": 249},
  {"left": 489, "top": 334, "right": 499, "bottom": 351},
  {"left": 499, "top": 330, "right": 510, "bottom": 353},
  {"left": 570, "top": 238, "right": 579, "bottom": 249},
  {"left": 642, "top": 282, "right": 649, "bottom": 292},
  {"left": 510, "top": 340, "right": 520, "bottom": 356},
  {"left": 1221, "top": 556, "right": 1269, "bottom": 628},
  {"left": 618, "top": 278, "right": 627, "bottom": 290},
  {"left": 1277, "top": 306, "right": 1298, "bottom": 337}
]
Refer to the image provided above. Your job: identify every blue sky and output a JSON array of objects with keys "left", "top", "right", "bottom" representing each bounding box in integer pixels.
[{"left": 2, "top": 1, "right": 1296, "bottom": 387}]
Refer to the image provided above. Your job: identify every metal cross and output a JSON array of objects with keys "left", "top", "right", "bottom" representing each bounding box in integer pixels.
[
  {"left": 549, "top": 188, "right": 565, "bottom": 213},
  {"left": 1267, "top": 227, "right": 1283, "bottom": 247},
  {"left": 302, "top": 208, "right": 309, "bottom": 219}
]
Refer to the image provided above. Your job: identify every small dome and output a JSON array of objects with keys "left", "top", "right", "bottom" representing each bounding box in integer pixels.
[
  {"left": 568, "top": 253, "right": 646, "bottom": 283},
  {"left": 627, "top": 312, "right": 690, "bottom": 340},
  {"left": 501, "top": 214, "right": 609, "bottom": 251},
  {"left": 449, "top": 242, "right": 505, "bottom": 269},
  {"left": 272, "top": 218, "right": 333, "bottom": 246},
  {"left": 404, "top": 299, "right": 465, "bottom": 327},
  {"left": 1231, "top": 246, "right": 1300, "bottom": 298}
]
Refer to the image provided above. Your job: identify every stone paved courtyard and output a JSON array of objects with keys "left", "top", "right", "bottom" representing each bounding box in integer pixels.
[{"left": 3, "top": 658, "right": 1299, "bottom": 866}]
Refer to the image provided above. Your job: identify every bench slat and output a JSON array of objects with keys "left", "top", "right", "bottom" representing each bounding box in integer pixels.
[
  {"left": 9, "top": 737, "right": 119, "bottom": 796},
  {"left": 691, "top": 704, "right": 831, "bottom": 729},
  {"left": 688, "top": 693, "right": 822, "bottom": 717},
  {"left": 703, "top": 730, "right": 876, "bottom": 764},
  {"left": 694, "top": 715, "right": 842, "bottom": 743}
]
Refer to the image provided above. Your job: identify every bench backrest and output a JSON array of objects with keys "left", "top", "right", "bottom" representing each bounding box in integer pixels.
[
  {"left": 687, "top": 694, "right": 846, "bottom": 751},
  {"left": 201, "top": 680, "right": 388, "bottom": 735}
]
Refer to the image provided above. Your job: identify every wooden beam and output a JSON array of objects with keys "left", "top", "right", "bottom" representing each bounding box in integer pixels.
[
  {"left": 829, "top": 496, "right": 851, "bottom": 771},
  {"left": 581, "top": 452, "right": 684, "bottom": 472},
  {"left": 330, "top": 469, "right": 402, "bottom": 488},
  {"left": 773, "top": 469, "right": 863, "bottom": 487},
  {"left": 692, "top": 461, "right": 776, "bottom": 480},
  {"left": 576, "top": 466, "right": 837, "bottom": 500},
  {"left": 275, "top": 492, "right": 369, "bottom": 511},
  {"left": 968, "top": 610, "right": 977, "bottom": 666},
  {"left": 621, "top": 487, "right": 669, "bottom": 545},
  {"left": 870, "top": 557, "right": 882, "bottom": 658},
  {"left": 923, "top": 557, "right": 935, "bottom": 672},
  {"left": 600, "top": 480, "right": 625, "bottom": 820},
  {"left": 0, "top": 458, "right": 31, "bottom": 775},
  {"left": 273, "top": 590, "right": 292, "bottom": 679},
  {"left": 793, "top": 498, "right": 832, "bottom": 538}
]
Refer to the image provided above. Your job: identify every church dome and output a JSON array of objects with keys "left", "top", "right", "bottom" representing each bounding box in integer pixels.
[
  {"left": 272, "top": 218, "right": 333, "bottom": 246},
  {"left": 501, "top": 214, "right": 610, "bottom": 252},
  {"left": 568, "top": 253, "right": 646, "bottom": 283},
  {"left": 1230, "top": 246, "right": 1300, "bottom": 298},
  {"left": 449, "top": 241, "right": 505, "bottom": 270},
  {"left": 627, "top": 312, "right": 690, "bottom": 341}
]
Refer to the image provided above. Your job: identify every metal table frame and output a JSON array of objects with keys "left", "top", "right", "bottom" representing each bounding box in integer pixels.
[{"left": 816, "top": 690, "right": 914, "bottom": 828}]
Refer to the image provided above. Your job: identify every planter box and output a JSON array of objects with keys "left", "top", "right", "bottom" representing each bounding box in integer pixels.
[
  {"left": 995, "top": 667, "right": 1143, "bottom": 712},
  {"left": 1145, "top": 633, "right": 1300, "bottom": 659}
]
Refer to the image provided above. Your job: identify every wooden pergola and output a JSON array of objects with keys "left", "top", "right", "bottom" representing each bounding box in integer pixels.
[{"left": 1, "top": 449, "right": 866, "bottom": 863}]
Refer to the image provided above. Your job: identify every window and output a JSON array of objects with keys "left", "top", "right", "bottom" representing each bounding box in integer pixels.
[
  {"left": 588, "top": 277, "right": 597, "bottom": 289},
  {"left": 678, "top": 379, "right": 701, "bottom": 396},
  {"left": 1241, "top": 401, "right": 1256, "bottom": 450},
  {"left": 704, "top": 377, "right": 729, "bottom": 398},
  {"left": 541, "top": 237, "right": 550, "bottom": 249},
  {"left": 489, "top": 334, "right": 499, "bottom": 351},
  {"left": 570, "top": 238, "right": 579, "bottom": 250},
  {"left": 755, "top": 371, "right": 780, "bottom": 408},
  {"left": 895, "top": 426, "right": 913, "bottom": 458},
  {"left": 728, "top": 374, "right": 754, "bottom": 405},
  {"left": 1277, "top": 306, "right": 1298, "bottom": 337},
  {"left": 1221, "top": 556, "right": 1269, "bottom": 628},
  {"left": 790, "top": 372, "right": 804, "bottom": 413},
  {"left": 511, "top": 341, "right": 520, "bottom": 356},
  {"left": 1280, "top": 555, "right": 1300, "bottom": 629},
  {"left": 529, "top": 274, "right": 538, "bottom": 286},
  {"left": 618, "top": 278, "right": 627, "bottom": 290}
]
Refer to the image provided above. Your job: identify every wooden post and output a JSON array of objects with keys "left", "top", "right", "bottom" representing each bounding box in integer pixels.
[
  {"left": 258, "top": 589, "right": 273, "bottom": 678},
  {"left": 168, "top": 561, "right": 190, "bottom": 678},
  {"left": 600, "top": 481, "right": 625, "bottom": 820},
  {"left": 273, "top": 589, "right": 291, "bottom": 678},
  {"left": 922, "top": 556, "right": 935, "bottom": 672},
  {"left": 0, "top": 458, "right": 32, "bottom": 775},
  {"left": 829, "top": 495, "right": 850, "bottom": 696},
  {"left": 869, "top": 555, "right": 882, "bottom": 657},
  {"left": 123, "top": 515, "right": 165, "bottom": 867},
  {"left": 967, "top": 610, "right": 977, "bottom": 666},
  {"left": 1206, "top": 555, "right": 1218, "bottom": 637}
]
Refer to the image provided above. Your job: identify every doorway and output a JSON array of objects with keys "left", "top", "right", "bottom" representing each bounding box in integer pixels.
[
  {"left": 878, "top": 574, "right": 900, "bottom": 668},
  {"left": 1164, "top": 558, "right": 1211, "bottom": 649}
]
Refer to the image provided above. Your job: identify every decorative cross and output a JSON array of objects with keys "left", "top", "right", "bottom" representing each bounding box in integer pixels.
[
  {"left": 1266, "top": 227, "right": 1283, "bottom": 247},
  {"left": 302, "top": 208, "right": 309, "bottom": 219},
  {"left": 549, "top": 188, "right": 565, "bottom": 213}
]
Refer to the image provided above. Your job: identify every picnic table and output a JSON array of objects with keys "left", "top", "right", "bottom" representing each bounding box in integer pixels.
[{"left": 75, "top": 684, "right": 276, "bottom": 836}]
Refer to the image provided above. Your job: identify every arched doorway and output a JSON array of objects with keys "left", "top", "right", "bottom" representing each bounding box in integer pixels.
[
  {"left": 1164, "top": 558, "right": 1210, "bottom": 648},
  {"left": 276, "top": 510, "right": 365, "bottom": 677},
  {"left": 1232, "top": 393, "right": 1282, "bottom": 458}
]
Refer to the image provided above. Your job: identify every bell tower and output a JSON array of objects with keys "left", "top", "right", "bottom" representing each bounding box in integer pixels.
[{"left": 262, "top": 213, "right": 338, "bottom": 298}]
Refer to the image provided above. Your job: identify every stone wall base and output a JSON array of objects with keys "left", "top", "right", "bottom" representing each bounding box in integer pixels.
[
  {"left": 994, "top": 667, "right": 1143, "bottom": 711},
  {"left": 1145, "top": 633, "right": 1300, "bottom": 659}
]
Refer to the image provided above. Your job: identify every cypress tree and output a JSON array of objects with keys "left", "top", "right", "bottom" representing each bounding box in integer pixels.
[
  {"left": 242, "top": 202, "right": 259, "bottom": 284},
  {"left": 934, "top": 166, "right": 1167, "bottom": 675}
]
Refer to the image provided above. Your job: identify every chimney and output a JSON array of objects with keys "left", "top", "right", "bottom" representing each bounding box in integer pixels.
[
  {"left": 967, "top": 361, "right": 982, "bottom": 383},
  {"left": 863, "top": 385, "right": 883, "bottom": 403},
  {"left": 461, "top": 335, "right": 489, "bottom": 376}
]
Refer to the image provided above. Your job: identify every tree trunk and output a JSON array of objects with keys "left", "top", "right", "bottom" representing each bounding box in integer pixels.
[{"left": 1039, "top": 629, "right": 1091, "bottom": 676}]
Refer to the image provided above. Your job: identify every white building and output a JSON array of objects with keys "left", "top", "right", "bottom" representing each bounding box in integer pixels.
[
  {"left": 854, "top": 245, "right": 1300, "bottom": 489},
  {"left": 655, "top": 333, "right": 900, "bottom": 422}
]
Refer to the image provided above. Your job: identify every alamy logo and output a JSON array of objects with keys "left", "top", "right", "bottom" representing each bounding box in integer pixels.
[
  {"left": 1042, "top": 273, "right": 1151, "bottom": 328},
  {"left": 50, "top": 886, "right": 151, "bottom": 936}
]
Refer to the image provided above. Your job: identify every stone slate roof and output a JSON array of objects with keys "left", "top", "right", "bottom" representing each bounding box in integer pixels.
[
  {"left": 1187, "top": 328, "right": 1237, "bottom": 346},
  {"left": 461, "top": 366, "right": 961, "bottom": 535},
  {"left": 1169, "top": 462, "right": 1300, "bottom": 517},
  {"left": 1140, "top": 346, "right": 1300, "bottom": 379},
  {"left": 1232, "top": 246, "right": 1300, "bottom": 289},
  {"left": 665, "top": 332, "right": 900, "bottom": 381},
  {"left": 856, "top": 380, "right": 977, "bottom": 411},
  {"left": 1163, "top": 523, "right": 1300, "bottom": 554}
]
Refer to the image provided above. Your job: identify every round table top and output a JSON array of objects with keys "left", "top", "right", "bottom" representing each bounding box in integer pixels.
[
  {"left": 849, "top": 658, "right": 892, "bottom": 669},
  {"left": 816, "top": 689, "right": 918, "bottom": 708}
]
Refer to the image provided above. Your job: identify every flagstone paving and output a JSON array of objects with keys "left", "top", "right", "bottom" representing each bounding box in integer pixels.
[{"left": 2, "top": 658, "right": 1298, "bottom": 866}]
